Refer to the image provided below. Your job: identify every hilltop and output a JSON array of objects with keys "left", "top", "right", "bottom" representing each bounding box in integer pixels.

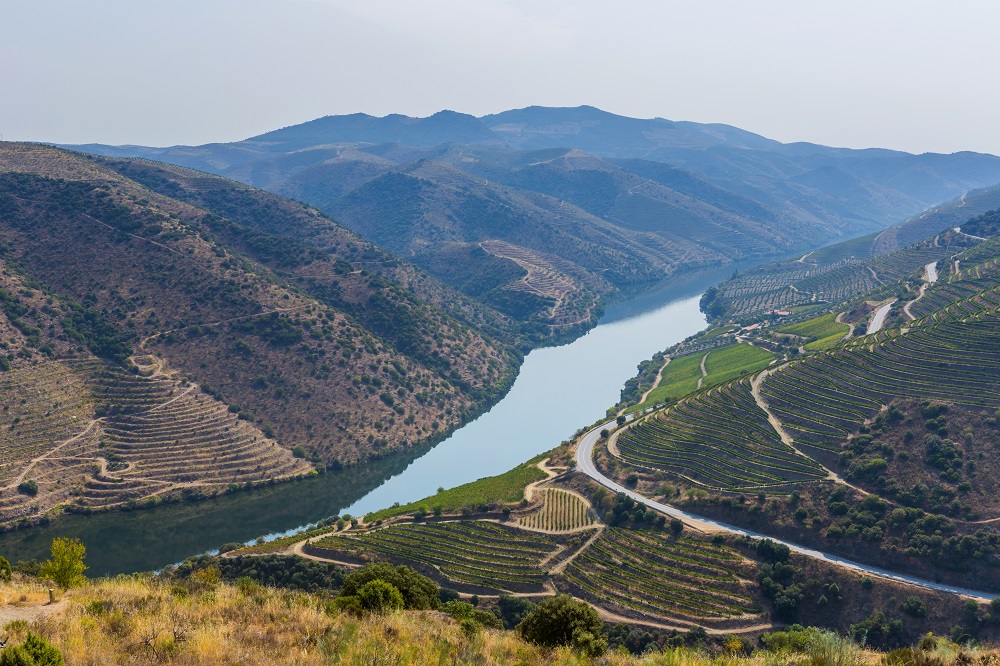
[
  {"left": 68, "top": 106, "right": 1000, "bottom": 338},
  {"left": 0, "top": 143, "right": 521, "bottom": 530}
]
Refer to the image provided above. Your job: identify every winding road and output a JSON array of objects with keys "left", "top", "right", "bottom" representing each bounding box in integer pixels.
[
  {"left": 867, "top": 299, "right": 895, "bottom": 334},
  {"left": 575, "top": 421, "right": 996, "bottom": 601}
]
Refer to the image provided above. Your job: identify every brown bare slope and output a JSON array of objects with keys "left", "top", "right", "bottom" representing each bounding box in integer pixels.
[{"left": 0, "top": 143, "right": 519, "bottom": 527}]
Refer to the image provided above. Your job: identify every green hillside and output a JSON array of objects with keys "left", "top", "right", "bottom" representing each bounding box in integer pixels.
[{"left": 613, "top": 227, "right": 1000, "bottom": 591}]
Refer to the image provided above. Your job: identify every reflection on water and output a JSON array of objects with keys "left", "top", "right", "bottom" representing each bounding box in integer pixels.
[
  {"left": 0, "top": 442, "right": 433, "bottom": 576},
  {"left": 0, "top": 270, "right": 716, "bottom": 575}
]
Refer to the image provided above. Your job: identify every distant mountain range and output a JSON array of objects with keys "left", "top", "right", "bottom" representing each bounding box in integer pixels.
[{"left": 69, "top": 106, "right": 1000, "bottom": 332}]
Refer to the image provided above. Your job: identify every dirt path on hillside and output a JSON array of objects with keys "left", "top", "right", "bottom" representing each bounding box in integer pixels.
[
  {"left": 3, "top": 418, "right": 103, "bottom": 491},
  {"left": 696, "top": 352, "right": 709, "bottom": 389},
  {"left": 523, "top": 459, "right": 559, "bottom": 502},
  {"left": 136, "top": 304, "right": 311, "bottom": 351},
  {"left": 835, "top": 311, "right": 855, "bottom": 339},
  {"left": 637, "top": 357, "right": 670, "bottom": 406},
  {"left": 750, "top": 369, "right": 859, "bottom": 490},
  {"left": 0, "top": 599, "right": 68, "bottom": 625}
]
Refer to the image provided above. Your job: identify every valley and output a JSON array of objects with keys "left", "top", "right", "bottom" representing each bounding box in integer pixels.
[{"left": 218, "top": 197, "right": 1000, "bottom": 645}]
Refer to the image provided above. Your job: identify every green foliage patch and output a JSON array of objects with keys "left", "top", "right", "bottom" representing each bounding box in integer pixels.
[{"left": 367, "top": 455, "right": 547, "bottom": 521}]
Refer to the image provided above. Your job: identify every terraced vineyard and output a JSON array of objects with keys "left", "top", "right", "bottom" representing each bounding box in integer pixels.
[
  {"left": 764, "top": 311, "right": 1000, "bottom": 456},
  {"left": 0, "top": 355, "right": 313, "bottom": 527},
  {"left": 708, "top": 232, "right": 979, "bottom": 322},
  {"left": 480, "top": 240, "right": 604, "bottom": 328},
  {"left": 518, "top": 489, "right": 597, "bottom": 532},
  {"left": 617, "top": 258, "right": 1000, "bottom": 496},
  {"left": 0, "top": 360, "right": 98, "bottom": 524},
  {"left": 310, "top": 521, "right": 559, "bottom": 592},
  {"left": 557, "top": 529, "right": 761, "bottom": 626},
  {"left": 616, "top": 379, "right": 827, "bottom": 491}
]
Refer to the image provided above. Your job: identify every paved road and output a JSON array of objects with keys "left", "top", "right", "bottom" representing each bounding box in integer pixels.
[
  {"left": 925, "top": 261, "right": 939, "bottom": 284},
  {"left": 576, "top": 421, "right": 997, "bottom": 601},
  {"left": 867, "top": 300, "right": 896, "bottom": 334}
]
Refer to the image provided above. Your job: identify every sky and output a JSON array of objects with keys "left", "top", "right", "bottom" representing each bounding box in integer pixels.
[{"left": 3, "top": 0, "right": 999, "bottom": 154}]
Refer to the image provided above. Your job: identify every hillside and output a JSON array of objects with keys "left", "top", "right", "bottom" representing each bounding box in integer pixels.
[
  {"left": 2, "top": 567, "right": 998, "bottom": 665},
  {"left": 227, "top": 445, "right": 995, "bottom": 647},
  {"left": 698, "top": 186, "right": 1000, "bottom": 324},
  {"left": 67, "top": 107, "right": 1000, "bottom": 335},
  {"left": 0, "top": 143, "right": 520, "bottom": 529},
  {"left": 604, "top": 222, "right": 1000, "bottom": 592}
]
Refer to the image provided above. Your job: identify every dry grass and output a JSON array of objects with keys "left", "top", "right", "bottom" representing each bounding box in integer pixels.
[{"left": 3, "top": 575, "right": 1000, "bottom": 665}]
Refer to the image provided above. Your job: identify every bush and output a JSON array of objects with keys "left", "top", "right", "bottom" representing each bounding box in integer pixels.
[
  {"left": 756, "top": 539, "right": 791, "bottom": 563},
  {"left": 442, "top": 600, "right": 503, "bottom": 630},
  {"left": 0, "top": 556, "right": 11, "bottom": 583},
  {"left": 900, "top": 596, "right": 927, "bottom": 618},
  {"left": 356, "top": 580, "right": 404, "bottom": 614},
  {"left": 16, "top": 480, "right": 38, "bottom": 496},
  {"left": 497, "top": 594, "right": 536, "bottom": 629},
  {"left": 518, "top": 594, "right": 606, "bottom": 656},
  {"left": 0, "top": 633, "right": 64, "bottom": 666},
  {"left": 339, "top": 562, "right": 438, "bottom": 610}
]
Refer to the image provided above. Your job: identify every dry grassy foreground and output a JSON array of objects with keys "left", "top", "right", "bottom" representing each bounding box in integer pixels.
[{"left": 1, "top": 575, "right": 999, "bottom": 665}]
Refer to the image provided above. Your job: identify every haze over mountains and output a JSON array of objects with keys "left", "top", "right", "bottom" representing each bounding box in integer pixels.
[{"left": 73, "top": 106, "right": 1000, "bottom": 335}]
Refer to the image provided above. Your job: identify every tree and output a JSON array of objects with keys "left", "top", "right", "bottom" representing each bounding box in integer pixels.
[
  {"left": 0, "top": 633, "right": 64, "bottom": 666},
  {"left": 518, "top": 594, "right": 606, "bottom": 656},
  {"left": 497, "top": 594, "right": 536, "bottom": 629},
  {"left": 356, "top": 580, "right": 403, "bottom": 614},
  {"left": 0, "top": 555, "right": 11, "bottom": 583},
  {"left": 39, "top": 538, "right": 88, "bottom": 590},
  {"left": 339, "top": 562, "right": 438, "bottom": 610}
]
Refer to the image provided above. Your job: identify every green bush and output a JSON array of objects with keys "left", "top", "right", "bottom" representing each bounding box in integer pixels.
[
  {"left": 356, "top": 580, "right": 404, "bottom": 614},
  {"left": 0, "top": 633, "right": 64, "bottom": 666},
  {"left": 16, "top": 480, "right": 38, "bottom": 497},
  {"left": 339, "top": 562, "right": 438, "bottom": 610},
  {"left": 517, "top": 594, "right": 606, "bottom": 656},
  {"left": 900, "top": 596, "right": 927, "bottom": 618},
  {"left": 0, "top": 555, "right": 11, "bottom": 583}
]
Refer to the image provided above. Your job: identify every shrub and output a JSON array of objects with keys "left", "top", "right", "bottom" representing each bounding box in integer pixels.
[
  {"left": 356, "top": 580, "right": 403, "bottom": 614},
  {"left": 900, "top": 596, "right": 927, "bottom": 618},
  {"left": 497, "top": 594, "right": 536, "bottom": 629},
  {"left": 339, "top": 562, "right": 438, "bottom": 610},
  {"left": 442, "top": 600, "right": 503, "bottom": 630},
  {"left": 518, "top": 594, "right": 606, "bottom": 656},
  {"left": 0, "top": 633, "right": 64, "bottom": 666},
  {"left": 0, "top": 556, "right": 11, "bottom": 583},
  {"left": 190, "top": 565, "right": 221, "bottom": 590},
  {"left": 39, "top": 538, "right": 88, "bottom": 590},
  {"left": 16, "top": 480, "right": 38, "bottom": 496},
  {"left": 756, "top": 539, "right": 790, "bottom": 563}
]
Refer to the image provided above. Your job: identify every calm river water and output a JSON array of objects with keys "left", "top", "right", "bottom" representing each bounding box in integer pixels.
[{"left": 0, "top": 267, "right": 729, "bottom": 575}]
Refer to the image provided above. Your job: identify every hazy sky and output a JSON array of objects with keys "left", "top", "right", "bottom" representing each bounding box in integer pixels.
[{"left": 3, "top": 0, "right": 999, "bottom": 154}]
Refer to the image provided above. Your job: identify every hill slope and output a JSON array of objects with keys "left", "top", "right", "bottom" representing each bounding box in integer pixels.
[
  {"left": 0, "top": 143, "right": 520, "bottom": 529},
  {"left": 609, "top": 223, "right": 1000, "bottom": 591},
  {"left": 68, "top": 107, "right": 1000, "bottom": 333}
]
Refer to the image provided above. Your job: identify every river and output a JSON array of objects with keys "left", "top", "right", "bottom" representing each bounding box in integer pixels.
[{"left": 0, "top": 268, "right": 726, "bottom": 575}]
